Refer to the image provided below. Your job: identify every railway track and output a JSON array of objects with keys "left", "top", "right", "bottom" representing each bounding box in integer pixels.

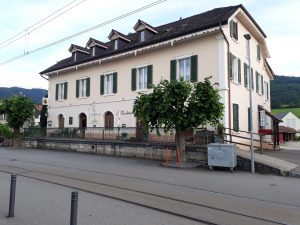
[{"left": 0, "top": 157, "right": 297, "bottom": 225}]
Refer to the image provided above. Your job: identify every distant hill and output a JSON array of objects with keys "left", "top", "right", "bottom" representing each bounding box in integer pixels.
[
  {"left": 0, "top": 87, "right": 48, "bottom": 103},
  {"left": 271, "top": 76, "right": 300, "bottom": 109}
]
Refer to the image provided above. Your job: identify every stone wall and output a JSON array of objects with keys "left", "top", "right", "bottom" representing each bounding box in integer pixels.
[{"left": 20, "top": 138, "right": 207, "bottom": 162}]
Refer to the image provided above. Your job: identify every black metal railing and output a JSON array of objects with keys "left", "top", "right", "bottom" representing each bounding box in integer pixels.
[{"left": 23, "top": 127, "right": 216, "bottom": 145}]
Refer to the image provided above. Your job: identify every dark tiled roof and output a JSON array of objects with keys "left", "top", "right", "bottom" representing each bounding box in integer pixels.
[
  {"left": 68, "top": 44, "right": 89, "bottom": 53},
  {"left": 134, "top": 19, "right": 158, "bottom": 33},
  {"left": 41, "top": 4, "right": 260, "bottom": 74},
  {"left": 86, "top": 38, "right": 108, "bottom": 48},
  {"left": 108, "top": 29, "right": 131, "bottom": 42},
  {"left": 274, "top": 112, "right": 289, "bottom": 120}
]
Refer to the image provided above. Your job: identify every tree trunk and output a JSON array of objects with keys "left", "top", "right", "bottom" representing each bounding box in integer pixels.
[
  {"left": 175, "top": 131, "right": 186, "bottom": 163},
  {"left": 13, "top": 127, "right": 20, "bottom": 139}
]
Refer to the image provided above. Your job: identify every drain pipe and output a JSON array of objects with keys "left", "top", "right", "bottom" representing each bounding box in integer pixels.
[
  {"left": 40, "top": 74, "right": 48, "bottom": 81},
  {"left": 220, "top": 27, "right": 232, "bottom": 142}
]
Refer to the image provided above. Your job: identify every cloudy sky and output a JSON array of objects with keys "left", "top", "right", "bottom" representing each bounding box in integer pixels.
[{"left": 0, "top": 0, "right": 299, "bottom": 89}]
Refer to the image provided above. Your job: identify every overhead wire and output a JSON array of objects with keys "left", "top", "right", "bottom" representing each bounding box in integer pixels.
[
  {"left": 0, "top": 0, "right": 167, "bottom": 67},
  {"left": 0, "top": 0, "right": 87, "bottom": 50}
]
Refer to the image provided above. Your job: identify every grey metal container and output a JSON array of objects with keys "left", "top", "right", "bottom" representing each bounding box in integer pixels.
[{"left": 207, "top": 143, "right": 237, "bottom": 171}]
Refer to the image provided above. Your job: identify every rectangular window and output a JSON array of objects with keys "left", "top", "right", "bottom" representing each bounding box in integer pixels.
[
  {"left": 137, "top": 67, "right": 148, "bottom": 90},
  {"left": 229, "top": 53, "right": 241, "bottom": 84},
  {"left": 265, "top": 81, "right": 269, "bottom": 100},
  {"left": 230, "top": 20, "right": 238, "bottom": 40},
  {"left": 114, "top": 40, "right": 118, "bottom": 50},
  {"left": 104, "top": 73, "right": 113, "bottom": 94},
  {"left": 69, "top": 117, "right": 73, "bottom": 125},
  {"left": 244, "top": 63, "right": 249, "bottom": 88},
  {"left": 257, "top": 44, "right": 261, "bottom": 61},
  {"left": 178, "top": 57, "right": 191, "bottom": 81},
  {"left": 170, "top": 55, "right": 197, "bottom": 82},
  {"left": 233, "top": 103, "right": 239, "bottom": 132},
  {"left": 76, "top": 78, "right": 90, "bottom": 98},
  {"left": 140, "top": 30, "right": 145, "bottom": 42},
  {"left": 55, "top": 82, "right": 68, "bottom": 101},
  {"left": 132, "top": 65, "right": 152, "bottom": 91},
  {"left": 256, "top": 72, "right": 264, "bottom": 95}
]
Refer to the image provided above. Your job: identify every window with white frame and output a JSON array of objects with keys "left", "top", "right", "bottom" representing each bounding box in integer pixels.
[
  {"left": 76, "top": 78, "right": 90, "bottom": 98},
  {"left": 230, "top": 20, "right": 238, "bottom": 40},
  {"left": 104, "top": 73, "right": 114, "bottom": 94},
  {"left": 230, "top": 53, "right": 241, "bottom": 84},
  {"left": 178, "top": 57, "right": 191, "bottom": 81},
  {"left": 79, "top": 79, "right": 87, "bottom": 97},
  {"left": 255, "top": 72, "right": 264, "bottom": 95},
  {"left": 114, "top": 40, "right": 118, "bottom": 50},
  {"left": 264, "top": 81, "right": 269, "bottom": 101},
  {"left": 137, "top": 66, "right": 148, "bottom": 90},
  {"left": 55, "top": 82, "right": 67, "bottom": 101},
  {"left": 140, "top": 30, "right": 145, "bottom": 42}
]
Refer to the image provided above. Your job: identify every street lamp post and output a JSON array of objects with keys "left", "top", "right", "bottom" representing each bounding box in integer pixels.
[{"left": 244, "top": 33, "right": 255, "bottom": 174}]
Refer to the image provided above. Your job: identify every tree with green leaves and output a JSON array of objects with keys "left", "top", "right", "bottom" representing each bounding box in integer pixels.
[
  {"left": 0, "top": 95, "right": 34, "bottom": 136},
  {"left": 133, "top": 78, "right": 224, "bottom": 161}
]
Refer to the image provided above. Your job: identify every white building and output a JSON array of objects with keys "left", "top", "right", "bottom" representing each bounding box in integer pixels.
[{"left": 40, "top": 4, "right": 276, "bottom": 145}]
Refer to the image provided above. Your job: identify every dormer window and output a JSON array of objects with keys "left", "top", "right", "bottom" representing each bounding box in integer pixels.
[
  {"left": 108, "top": 29, "right": 131, "bottom": 51},
  {"left": 86, "top": 38, "right": 108, "bottom": 57},
  {"left": 68, "top": 44, "right": 89, "bottom": 61},
  {"left": 140, "top": 30, "right": 145, "bottom": 42},
  {"left": 114, "top": 40, "right": 118, "bottom": 50},
  {"left": 133, "top": 20, "right": 158, "bottom": 43}
]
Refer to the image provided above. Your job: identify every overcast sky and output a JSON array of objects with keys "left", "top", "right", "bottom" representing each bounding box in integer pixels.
[{"left": 0, "top": 0, "right": 299, "bottom": 89}]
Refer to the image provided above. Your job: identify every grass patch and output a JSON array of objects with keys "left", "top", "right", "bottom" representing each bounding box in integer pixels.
[{"left": 271, "top": 108, "right": 300, "bottom": 119}]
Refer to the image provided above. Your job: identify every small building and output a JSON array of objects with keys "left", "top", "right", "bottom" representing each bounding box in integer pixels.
[{"left": 275, "top": 112, "right": 300, "bottom": 137}]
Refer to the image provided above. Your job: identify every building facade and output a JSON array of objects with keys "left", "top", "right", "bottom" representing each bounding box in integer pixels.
[{"left": 41, "top": 5, "right": 274, "bottom": 136}]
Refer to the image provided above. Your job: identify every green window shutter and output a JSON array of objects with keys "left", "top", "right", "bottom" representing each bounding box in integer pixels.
[
  {"left": 256, "top": 72, "right": 259, "bottom": 93},
  {"left": 190, "top": 55, "right": 198, "bottom": 82},
  {"left": 238, "top": 58, "right": 241, "bottom": 84},
  {"left": 266, "top": 83, "right": 269, "bottom": 100},
  {"left": 76, "top": 80, "right": 79, "bottom": 98},
  {"left": 233, "top": 103, "right": 239, "bottom": 132},
  {"left": 86, "top": 78, "right": 90, "bottom": 97},
  {"left": 131, "top": 68, "right": 137, "bottom": 91},
  {"left": 170, "top": 59, "right": 177, "bottom": 81},
  {"left": 147, "top": 65, "right": 153, "bottom": 88},
  {"left": 55, "top": 84, "right": 59, "bottom": 101},
  {"left": 261, "top": 75, "right": 264, "bottom": 95},
  {"left": 229, "top": 53, "right": 233, "bottom": 80},
  {"left": 230, "top": 20, "right": 234, "bottom": 37},
  {"left": 248, "top": 107, "right": 251, "bottom": 132},
  {"left": 64, "top": 82, "right": 68, "bottom": 99},
  {"left": 257, "top": 45, "right": 261, "bottom": 61},
  {"left": 244, "top": 63, "right": 248, "bottom": 88},
  {"left": 234, "top": 21, "right": 238, "bottom": 40},
  {"left": 251, "top": 68, "right": 254, "bottom": 90},
  {"left": 100, "top": 75, "right": 104, "bottom": 95},
  {"left": 113, "top": 72, "right": 117, "bottom": 93}
]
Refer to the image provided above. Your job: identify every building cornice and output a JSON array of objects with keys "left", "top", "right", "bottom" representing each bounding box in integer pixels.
[{"left": 44, "top": 27, "right": 221, "bottom": 76}]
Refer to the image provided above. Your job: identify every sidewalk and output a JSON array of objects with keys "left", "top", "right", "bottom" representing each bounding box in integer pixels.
[{"left": 263, "top": 141, "right": 300, "bottom": 177}]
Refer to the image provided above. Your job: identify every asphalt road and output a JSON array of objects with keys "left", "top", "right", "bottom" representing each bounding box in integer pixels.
[{"left": 0, "top": 147, "right": 299, "bottom": 225}]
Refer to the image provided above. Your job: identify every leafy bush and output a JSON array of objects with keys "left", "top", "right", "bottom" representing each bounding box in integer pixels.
[{"left": 0, "top": 123, "right": 13, "bottom": 140}]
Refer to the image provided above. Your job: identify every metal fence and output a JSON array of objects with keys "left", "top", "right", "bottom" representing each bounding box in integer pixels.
[{"left": 23, "top": 127, "right": 216, "bottom": 145}]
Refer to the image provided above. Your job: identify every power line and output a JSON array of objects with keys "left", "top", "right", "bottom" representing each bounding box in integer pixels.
[
  {"left": 0, "top": 0, "right": 87, "bottom": 50},
  {"left": 0, "top": 0, "right": 167, "bottom": 67}
]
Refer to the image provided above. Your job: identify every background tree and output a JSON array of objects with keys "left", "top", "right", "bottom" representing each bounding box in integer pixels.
[
  {"left": 133, "top": 78, "right": 224, "bottom": 160},
  {"left": 0, "top": 95, "right": 34, "bottom": 137}
]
